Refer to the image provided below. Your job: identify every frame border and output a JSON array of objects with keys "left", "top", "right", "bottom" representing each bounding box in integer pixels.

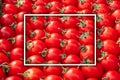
[{"left": 24, "top": 14, "right": 96, "bottom": 66}]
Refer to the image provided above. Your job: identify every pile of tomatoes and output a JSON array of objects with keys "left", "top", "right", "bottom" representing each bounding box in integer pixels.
[{"left": 0, "top": 0, "right": 120, "bottom": 80}]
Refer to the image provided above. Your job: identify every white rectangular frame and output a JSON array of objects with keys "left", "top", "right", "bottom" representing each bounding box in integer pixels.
[{"left": 24, "top": 14, "right": 96, "bottom": 66}]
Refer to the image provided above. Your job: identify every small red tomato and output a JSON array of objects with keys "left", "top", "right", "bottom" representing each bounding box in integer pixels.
[
  {"left": 16, "top": 11, "right": 26, "bottom": 22},
  {"left": 87, "top": 78, "right": 98, "bottom": 80},
  {"left": 0, "top": 39, "right": 12, "bottom": 52},
  {"left": 93, "top": 3, "right": 110, "bottom": 13},
  {"left": 34, "top": 0, "right": 49, "bottom": 6},
  {"left": 46, "top": 21, "right": 64, "bottom": 34},
  {"left": 43, "top": 66, "right": 62, "bottom": 76},
  {"left": 0, "top": 26, "right": 15, "bottom": 38},
  {"left": 81, "top": 64, "right": 103, "bottom": 79},
  {"left": 46, "top": 1, "right": 63, "bottom": 12},
  {"left": 17, "top": 0, "right": 32, "bottom": 13},
  {"left": 109, "top": 1, "right": 120, "bottom": 10},
  {"left": 29, "top": 29, "right": 45, "bottom": 40},
  {"left": 63, "top": 28, "right": 79, "bottom": 40},
  {"left": 0, "top": 14, "right": 15, "bottom": 26},
  {"left": 78, "top": 19, "right": 94, "bottom": 32},
  {"left": 27, "top": 40, "right": 46, "bottom": 56},
  {"left": 30, "top": 16, "right": 45, "bottom": 30},
  {"left": 102, "top": 40, "right": 120, "bottom": 56},
  {"left": 0, "top": 52, "right": 9, "bottom": 65},
  {"left": 44, "top": 75, "right": 62, "bottom": 80},
  {"left": 5, "top": 76, "right": 22, "bottom": 80},
  {"left": 14, "top": 34, "right": 24, "bottom": 48},
  {"left": 114, "top": 23, "right": 120, "bottom": 36},
  {"left": 98, "top": 27, "right": 118, "bottom": 41},
  {"left": 79, "top": 31, "right": 94, "bottom": 45},
  {"left": 63, "top": 54, "right": 81, "bottom": 64},
  {"left": 23, "top": 68, "right": 44, "bottom": 80},
  {"left": 63, "top": 68, "right": 84, "bottom": 80},
  {"left": 45, "top": 33, "right": 63, "bottom": 48},
  {"left": 15, "top": 22, "right": 23, "bottom": 35},
  {"left": 102, "top": 71, "right": 120, "bottom": 80},
  {"left": 8, "top": 60, "right": 26, "bottom": 76},
  {"left": 32, "top": 5, "right": 48, "bottom": 14},
  {"left": 112, "top": 9, "right": 120, "bottom": 19},
  {"left": 97, "top": 13, "right": 115, "bottom": 28},
  {"left": 62, "top": 39, "right": 80, "bottom": 55},
  {"left": 62, "top": 0, "right": 78, "bottom": 6},
  {"left": 3, "top": 4, "right": 19, "bottom": 14},
  {"left": 60, "top": 5, "right": 78, "bottom": 14},
  {"left": 80, "top": 45, "right": 94, "bottom": 64},
  {"left": 0, "top": 68, "right": 6, "bottom": 80},
  {"left": 78, "top": 0, "right": 93, "bottom": 10},
  {"left": 10, "top": 48, "right": 23, "bottom": 61},
  {"left": 99, "top": 54, "right": 119, "bottom": 71},
  {"left": 45, "top": 48, "right": 63, "bottom": 62},
  {"left": 61, "top": 16, "right": 79, "bottom": 29},
  {"left": 26, "top": 55, "right": 45, "bottom": 64}
]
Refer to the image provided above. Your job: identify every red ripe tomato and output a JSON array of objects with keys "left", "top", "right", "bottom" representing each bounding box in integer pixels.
[
  {"left": 29, "top": 29, "right": 45, "bottom": 40},
  {"left": 114, "top": 23, "right": 120, "bottom": 36},
  {"left": 16, "top": 0, "right": 32, "bottom": 13},
  {"left": 27, "top": 40, "right": 46, "bottom": 56},
  {"left": 60, "top": 5, "right": 78, "bottom": 14},
  {"left": 44, "top": 75, "right": 62, "bottom": 80},
  {"left": 26, "top": 55, "right": 45, "bottom": 64},
  {"left": 101, "top": 40, "right": 120, "bottom": 56},
  {"left": 32, "top": 5, "right": 49, "bottom": 14},
  {"left": 10, "top": 48, "right": 23, "bottom": 61},
  {"left": 62, "top": 39, "right": 80, "bottom": 55},
  {"left": 48, "top": 16, "right": 61, "bottom": 22},
  {"left": 112, "top": 9, "right": 120, "bottom": 19},
  {"left": 81, "top": 64, "right": 103, "bottom": 79},
  {"left": 79, "top": 9, "right": 92, "bottom": 14},
  {"left": 93, "top": 3, "right": 110, "bottom": 13},
  {"left": 63, "top": 54, "right": 81, "bottom": 64},
  {"left": 34, "top": 0, "right": 49, "bottom": 6},
  {"left": 15, "top": 22, "right": 23, "bottom": 35},
  {"left": 109, "top": 1, "right": 120, "bottom": 10},
  {"left": 3, "top": 0, "right": 17, "bottom": 4},
  {"left": 63, "top": 68, "right": 84, "bottom": 80},
  {"left": 95, "top": 0, "right": 107, "bottom": 4},
  {"left": 102, "top": 71, "right": 120, "bottom": 80},
  {"left": 0, "top": 52, "right": 9, "bottom": 65},
  {"left": 26, "top": 23, "right": 33, "bottom": 36},
  {"left": 80, "top": 45, "right": 94, "bottom": 64},
  {"left": 78, "top": 19, "right": 94, "bottom": 32},
  {"left": 8, "top": 60, "right": 26, "bottom": 76},
  {"left": 46, "top": 21, "right": 64, "bottom": 34},
  {"left": 97, "top": 13, "right": 115, "bottom": 28},
  {"left": 45, "top": 33, "right": 63, "bottom": 48},
  {"left": 2, "top": 4, "right": 19, "bottom": 14},
  {"left": 17, "top": 11, "right": 26, "bottom": 22},
  {"left": 14, "top": 34, "right": 24, "bottom": 48},
  {"left": 62, "top": 0, "right": 78, "bottom": 6},
  {"left": 87, "top": 78, "right": 98, "bottom": 80},
  {"left": 78, "top": 0, "right": 93, "bottom": 10},
  {"left": 0, "top": 39, "right": 12, "bottom": 51},
  {"left": 98, "top": 27, "right": 118, "bottom": 41},
  {"left": 61, "top": 16, "right": 79, "bottom": 29},
  {"left": 30, "top": 16, "right": 45, "bottom": 30},
  {"left": 43, "top": 66, "right": 62, "bottom": 76},
  {"left": 63, "top": 28, "right": 79, "bottom": 40},
  {"left": 45, "top": 48, "right": 63, "bottom": 62},
  {"left": 23, "top": 68, "right": 44, "bottom": 80},
  {"left": 46, "top": 1, "right": 63, "bottom": 12},
  {"left": 79, "top": 31, "right": 94, "bottom": 45},
  {"left": 0, "top": 68, "right": 6, "bottom": 80},
  {"left": 99, "top": 54, "right": 119, "bottom": 71},
  {"left": 0, "top": 14, "right": 15, "bottom": 26},
  {"left": 0, "top": 26, "right": 15, "bottom": 38},
  {"left": 5, "top": 76, "right": 22, "bottom": 80}
]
